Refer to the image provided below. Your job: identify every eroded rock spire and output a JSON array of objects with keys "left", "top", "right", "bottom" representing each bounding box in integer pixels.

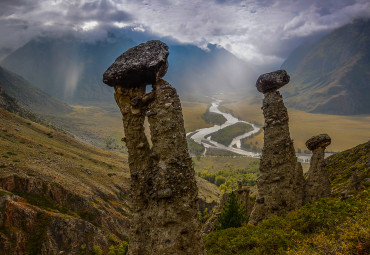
[
  {"left": 304, "top": 134, "right": 332, "bottom": 203},
  {"left": 103, "top": 40, "right": 205, "bottom": 255},
  {"left": 249, "top": 70, "right": 304, "bottom": 225}
]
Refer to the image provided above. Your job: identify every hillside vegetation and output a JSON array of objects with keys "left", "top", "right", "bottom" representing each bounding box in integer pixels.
[
  {"left": 0, "top": 108, "right": 219, "bottom": 254},
  {"left": 205, "top": 141, "right": 370, "bottom": 255},
  {"left": 207, "top": 122, "right": 253, "bottom": 146}
]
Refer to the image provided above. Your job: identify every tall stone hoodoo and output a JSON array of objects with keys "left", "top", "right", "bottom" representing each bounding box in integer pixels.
[
  {"left": 249, "top": 70, "right": 305, "bottom": 225},
  {"left": 103, "top": 40, "right": 205, "bottom": 255},
  {"left": 304, "top": 134, "right": 332, "bottom": 203}
]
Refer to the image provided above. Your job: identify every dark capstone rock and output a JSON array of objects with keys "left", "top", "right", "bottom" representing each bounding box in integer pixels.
[
  {"left": 256, "top": 70, "right": 290, "bottom": 93},
  {"left": 103, "top": 40, "right": 169, "bottom": 87},
  {"left": 305, "top": 134, "right": 331, "bottom": 151}
]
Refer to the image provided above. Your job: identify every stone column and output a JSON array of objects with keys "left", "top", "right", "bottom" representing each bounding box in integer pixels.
[
  {"left": 103, "top": 40, "right": 205, "bottom": 255},
  {"left": 304, "top": 134, "right": 331, "bottom": 203},
  {"left": 249, "top": 70, "right": 304, "bottom": 225}
]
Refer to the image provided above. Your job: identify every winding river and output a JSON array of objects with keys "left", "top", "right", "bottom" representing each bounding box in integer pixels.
[{"left": 187, "top": 99, "right": 261, "bottom": 158}]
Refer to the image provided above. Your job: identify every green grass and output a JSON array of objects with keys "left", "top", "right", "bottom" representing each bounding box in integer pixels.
[
  {"left": 202, "top": 109, "right": 227, "bottom": 125},
  {"left": 187, "top": 135, "right": 205, "bottom": 156},
  {"left": 12, "top": 191, "right": 69, "bottom": 214},
  {"left": 207, "top": 122, "right": 253, "bottom": 146},
  {"left": 326, "top": 140, "right": 370, "bottom": 193},
  {"left": 196, "top": 161, "right": 259, "bottom": 193},
  {"left": 205, "top": 189, "right": 369, "bottom": 255}
]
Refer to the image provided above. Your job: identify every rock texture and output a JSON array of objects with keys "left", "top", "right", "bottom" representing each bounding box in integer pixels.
[
  {"left": 0, "top": 191, "right": 109, "bottom": 255},
  {"left": 0, "top": 175, "right": 131, "bottom": 254},
  {"left": 103, "top": 40, "right": 169, "bottom": 88},
  {"left": 249, "top": 70, "right": 304, "bottom": 225},
  {"left": 104, "top": 40, "right": 205, "bottom": 255},
  {"left": 304, "top": 134, "right": 332, "bottom": 203},
  {"left": 256, "top": 70, "right": 290, "bottom": 94}
]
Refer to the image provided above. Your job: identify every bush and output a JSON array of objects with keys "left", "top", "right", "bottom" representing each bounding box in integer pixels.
[
  {"left": 92, "top": 246, "right": 102, "bottom": 255},
  {"left": 108, "top": 241, "right": 128, "bottom": 255},
  {"left": 205, "top": 189, "right": 369, "bottom": 255}
]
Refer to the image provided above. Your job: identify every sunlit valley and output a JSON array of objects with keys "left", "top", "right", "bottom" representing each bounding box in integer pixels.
[{"left": 0, "top": 1, "right": 369, "bottom": 254}]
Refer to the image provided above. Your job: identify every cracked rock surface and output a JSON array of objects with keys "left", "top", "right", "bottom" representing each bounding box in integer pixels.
[
  {"left": 104, "top": 40, "right": 205, "bottom": 255},
  {"left": 103, "top": 40, "right": 169, "bottom": 88},
  {"left": 256, "top": 70, "right": 290, "bottom": 94},
  {"left": 304, "top": 134, "right": 332, "bottom": 203},
  {"left": 249, "top": 70, "right": 304, "bottom": 225}
]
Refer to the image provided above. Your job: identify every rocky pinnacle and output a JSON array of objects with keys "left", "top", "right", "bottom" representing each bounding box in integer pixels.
[
  {"left": 103, "top": 40, "right": 205, "bottom": 255},
  {"left": 304, "top": 134, "right": 332, "bottom": 203},
  {"left": 249, "top": 70, "right": 304, "bottom": 225}
]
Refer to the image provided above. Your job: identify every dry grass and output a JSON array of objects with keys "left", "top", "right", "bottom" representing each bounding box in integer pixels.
[
  {"left": 0, "top": 108, "right": 218, "bottom": 202},
  {"left": 193, "top": 156, "right": 259, "bottom": 174},
  {"left": 223, "top": 101, "right": 370, "bottom": 152},
  {"left": 182, "top": 101, "right": 212, "bottom": 132}
]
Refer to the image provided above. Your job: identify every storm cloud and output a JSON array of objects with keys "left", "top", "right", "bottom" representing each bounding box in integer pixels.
[{"left": 0, "top": 0, "right": 369, "bottom": 68}]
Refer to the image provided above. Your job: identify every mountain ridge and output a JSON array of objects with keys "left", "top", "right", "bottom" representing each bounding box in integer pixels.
[
  {"left": 1, "top": 35, "right": 257, "bottom": 103},
  {"left": 281, "top": 19, "right": 370, "bottom": 115},
  {"left": 0, "top": 66, "right": 72, "bottom": 115}
]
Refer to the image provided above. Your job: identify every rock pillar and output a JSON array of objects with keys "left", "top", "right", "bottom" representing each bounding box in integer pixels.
[
  {"left": 103, "top": 40, "right": 205, "bottom": 255},
  {"left": 249, "top": 70, "right": 304, "bottom": 225},
  {"left": 304, "top": 134, "right": 331, "bottom": 203}
]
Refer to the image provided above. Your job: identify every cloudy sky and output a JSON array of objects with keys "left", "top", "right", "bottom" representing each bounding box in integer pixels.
[{"left": 1, "top": 0, "right": 369, "bottom": 68}]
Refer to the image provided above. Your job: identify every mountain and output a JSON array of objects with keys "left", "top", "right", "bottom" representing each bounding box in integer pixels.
[
  {"left": 0, "top": 66, "right": 72, "bottom": 115},
  {"left": 166, "top": 44, "right": 257, "bottom": 97},
  {"left": 1, "top": 34, "right": 136, "bottom": 103},
  {"left": 0, "top": 107, "right": 219, "bottom": 254},
  {"left": 1, "top": 35, "right": 256, "bottom": 103},
  {"left": 281, "top": 19, "right": 370, "bottom": 115}
]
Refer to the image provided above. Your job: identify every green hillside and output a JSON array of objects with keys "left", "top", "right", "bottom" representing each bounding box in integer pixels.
[
  {"left": 281, "top": 19, "right": 370, "bottom": 115},
  {"left": 205, "top": 140, "right": 370, "bottom": 254},
  {"left": 0, "top": 108, "right": 219, "bottom": 254}
]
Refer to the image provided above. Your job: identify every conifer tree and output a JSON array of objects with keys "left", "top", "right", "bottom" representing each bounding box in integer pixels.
[{"left": 217, "top": 191, "right": 247, "bottom": 230}]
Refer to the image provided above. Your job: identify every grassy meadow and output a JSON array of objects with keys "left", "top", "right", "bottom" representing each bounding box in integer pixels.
[
  {"left": 0, "top": 108, "right": 218, "bottom": 203},
  {"left": 222, "top": 101, "right": 370, "bottom": 152}
]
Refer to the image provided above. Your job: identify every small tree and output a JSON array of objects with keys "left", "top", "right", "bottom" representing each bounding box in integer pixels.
[{"left": 217, "top": 191, "right": 247, "bottom": 230}]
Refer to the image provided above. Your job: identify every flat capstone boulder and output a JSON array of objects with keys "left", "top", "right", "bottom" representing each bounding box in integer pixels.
[
  {"left": 103, "top": 40, "right": 169, "bottom": 87},
  {"left": 305, "top": 134, "right": 331, "bottom": 151},
  {"left": 256, "top": 70, "right": 290, "bottom": 93}
]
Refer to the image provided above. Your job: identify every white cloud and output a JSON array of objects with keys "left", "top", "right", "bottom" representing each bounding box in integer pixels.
[{"left": 0, "top": 0, "right": 369, "bottom": 66}]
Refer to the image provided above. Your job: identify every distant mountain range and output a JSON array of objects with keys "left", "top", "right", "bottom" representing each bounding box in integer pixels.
[
  {"left": 281, "top": 19, "right": 370, "bottom": 115},
  {"left": 1, "top": 34, "right": 257, "bottom": 103},
  {"left": 0, "top": 66, "right": 71, "bottom": 115},
  {"left": 1, "top": 19, "right": 369, "bottom": 116}
]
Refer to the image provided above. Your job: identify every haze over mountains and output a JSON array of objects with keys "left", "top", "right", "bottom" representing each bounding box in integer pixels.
[
  {"left": 0, "top": 19, "right": 369, "bottom": 116},
  {"left": 1, "top": 33, "right": 257, "bottom": 103},
  {"left": 0, "top": 66, "right": 71, "bottom": 115},
  {"left": 281, "top": 19, "right": 370, "bottom": 115}
]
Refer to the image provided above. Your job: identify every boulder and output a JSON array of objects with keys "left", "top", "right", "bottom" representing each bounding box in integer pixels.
[
  {"left": 103, "top": 40, "right": 169, "bottom": 87},
  {"left": 256, "top": 70, "right": 290, "bottom": 94},
  {"left": 305, "top": 134, "right": 331, "bottom": 151}
]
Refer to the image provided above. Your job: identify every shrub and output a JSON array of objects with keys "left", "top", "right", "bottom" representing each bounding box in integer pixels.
[
  {"left": 108, "top": 241, "right": 128, "bottom": 255},
  {"left": 92, "top": 246, "right": 102, "bottom": 255}
]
